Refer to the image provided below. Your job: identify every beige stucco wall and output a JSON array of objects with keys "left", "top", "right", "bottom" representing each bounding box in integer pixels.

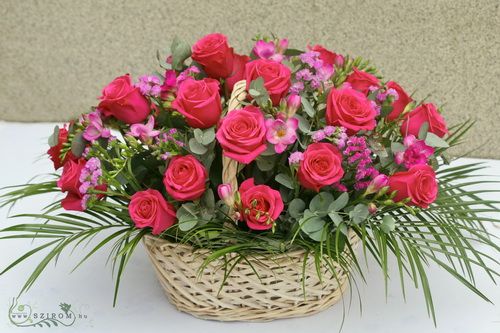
[{"left": 1, "top": 0, "right": 499, "bottom": 158}]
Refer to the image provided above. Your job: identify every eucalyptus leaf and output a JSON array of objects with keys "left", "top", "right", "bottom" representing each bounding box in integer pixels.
[
  {"left": 288, "top": 198, "right": 306, "bottom": 219},
  {"left": 349, "top": 203, "right": 369, "bottom": 224},
  {"left": 328, "top": 211, "right": 343, "bottom": 226},
  {"left": 177, "top": 203, "right": 199, "bottom": 232},
  {"left": 381, "top": 215, "right": 396, "bottom": 234},
  {"left": 425, "top": 132, "right": 449, "bottom": 148},
  {"left": 249, "top": 77, "right": 269, "bottom": 106},
  {"left": 189, "top": 138, "right": 208, "bottom": 155},
  {"left": 256, "top": 155, "right": 276, "bottom": 171},
  {"left": 329, "top": 192, "right": 349, "bottom": 212},
  {"left": 70, "top": 132, "right": 86, "bottom": 157},
  {"left": 301, "top": 96, "right": 315, "bottom": 117},
  {"left": 201, "top": 128, "right": 216, "bottom": 145},
  {"left": 418, "top": 122, "right": 429, "bottom": 140},
  {"left": 201, "top": 189, "right": 215, "bottom": 210},
  {"left": 193, "top": 129, "right": 204, "bottom": 144},
  {"left": 275, "top": 173, "right": 294, "bottom": 189},
  {"left": 261, "top": 143, "right": 276, "bottom": 156},
  {"left": 48, "top": 126, "right": 60, "bottom": 147},
  {"left": 294, "top": 114, "right": 311, "bottom": 134},
  {"left": 310, "top": 192, "right": 334, "bottom": 217},
  {"left": 391, "top": 142, "right": 406, "bottom": 153},
  {"left": 171, "top": 37, "right": 191, "bottom": 71},
  {"left": 300, "top": 215, "right": 325, "bottom": 233}
]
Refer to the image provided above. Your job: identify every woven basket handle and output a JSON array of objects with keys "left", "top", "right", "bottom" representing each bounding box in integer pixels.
[{"left": 221, "top": 80, "right": 247, "bottom": 208}]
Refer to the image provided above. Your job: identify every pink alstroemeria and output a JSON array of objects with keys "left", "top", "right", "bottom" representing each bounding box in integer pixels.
[
  {"left": 265, "top": 114, "right": 298, "bottom": 154},
  {"left": 83, "top": 110, "right": 111, "bottom": 142},
  {"left": 128, "top": 117, "right": 161, "bottom": 142},
  {"left": 252, "top": 39, "right": 288, "bottom": 62},
  {"left": 395, "top": 135, "right": 434, "bottom": 169}
]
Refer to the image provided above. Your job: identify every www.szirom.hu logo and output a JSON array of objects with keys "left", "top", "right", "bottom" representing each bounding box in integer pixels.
[{"left": 8, "top": 298, "right": 88, "bottom": 328}]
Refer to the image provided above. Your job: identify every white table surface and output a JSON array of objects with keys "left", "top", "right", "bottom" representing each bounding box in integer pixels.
[{"left": 0, "top": 121, "right": 499, "bottom": 333}]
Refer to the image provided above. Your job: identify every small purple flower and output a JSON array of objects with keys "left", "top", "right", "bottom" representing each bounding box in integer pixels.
[
  {"left": 288, "top": 151, "right": 304, "bottom": 165},
  {"left": 311, "top": 130, "right": 326, "bottom": 142},
  {"left": 176, "top": 66, "right": 200, "bottom": 85},
  {"left": 299, "top": 51, "right": 321, "bottom": 68},
  {"left": 83, "top": 110, "right": 111, "bottom": 142},
  {"left": 128, "top": 117, "right": 161, "bottom": 142},
  {"left": 323, "top": 126, "right": 336, "bottom": 137},
  {"left": 290, "top": 81, "right": 305, "bottom": 94},
  {"left": 137, "top": 75, "right": 161, "bottom": 97},
  {"left": 160, "top": 152, "right": 171, "bottom": 161},
  {"left": 266, "top": 115, "right": 299, "bottom": 153},
  {"left": 78, "top": 157, "right": 103, "bottom": 209}
]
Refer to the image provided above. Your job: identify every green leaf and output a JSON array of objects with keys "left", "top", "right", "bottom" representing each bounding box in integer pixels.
[
  {"left": 310, "top": 192, "right": 334, "bottom": 216},
  {"left": 328, "top": 211, "right": 343, "bottom": 226},
  {"left": 188, "top": 138, "right": 208, "bottom": 155},
  {"left": 294, "top": 114, "right": 311, "bottom": 133},
  {"left": 418, "top": 122, "right": 430, "bottom": 140},
  {"left": 349, "top": 203, "right": 369, "bottom": 224},
  {"left": 425, "top": 132, "right": 450, "bottom": 148},
  {"left": 177, "top": 203, "right": 199, "bottom": 231},
  {"left": 71, "top": 132, "right": 86, "bottom": 157},
  {"left": 171, "top": 37, "right": 191, "bottom": 71},
  {"left": 329, "top": 192, "right": 349, "bottom": 212},
  {"left": 301, "top": 96, "right": 315, "bottom": 117},
  {"left": 391, "top": 142, "right": 406, "bottom": 153},
  {"left": 193, "top": 129, "right": 204, "bottom": 144},
  {"left": 380, "top": 105, "right": 393, "bottom": 117},
  {"left": 288, "top": 198, "right": 306, "bottom": 218},
  {"left": 299, "top": 210, "right": 327, "bottom": 241},
  {"left": 48, "top": 126, "right": 60, "bottom": 147},
  {"left": 249, "top": 77, "right": 269, "bottom": 106},
  {"left": 275, "top": 173, "right": 294, "bottom": 189},
  {"left": 193, "top": 128, "right": 215, "bottom": 146},
  {"left": 381, "top": 215, "right": 396, "bottom": 233},
  {"left": 201, "top": 189, "right": 215, "bottom": 210},
  {"left": 260, "top": 143, "right": 276, "bottom": 156},
  {"left": 283, "top": 48, "right": 304, "bottom": 56},
  {"left": 256, "top": 155, "right": 276, "bottom": 171}
]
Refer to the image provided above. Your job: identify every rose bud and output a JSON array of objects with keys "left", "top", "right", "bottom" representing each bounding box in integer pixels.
[
  {"left": 218, "top": 183, "right": 233, "bottom": 205},
  {"left": 368, "top": 203, "right": 378, "bottom": 215},
  {"left": 365, "top": 174, "right": 389, "bottom": 195},
  {"left": 286, "top": 94, "right": 301, "bottom": 117}
]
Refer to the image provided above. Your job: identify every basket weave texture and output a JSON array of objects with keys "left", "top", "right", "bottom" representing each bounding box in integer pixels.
[{"left": 143, "top": 80, "right": 358, "bottom": 321}]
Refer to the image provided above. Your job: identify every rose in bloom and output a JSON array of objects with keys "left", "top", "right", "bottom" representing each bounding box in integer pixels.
[
  {"left": 245, "top": 59, "right": 291, "bottom": 105},
  {"left": 226, "top": 53, "right": 251, "bottom": 92},
  {"left": 401, "top": 103, "right": 448, "bottom": 138},
  {"left": 163, "top": 155, "right": 208, "bottom": 201},
  {"left": 388, "top": 164, "right": 438, "bottom": 208},
  {"left": 298, "top": 143, "right": 344, "bottom": 192},
  {"left": 346, "top": 68, "right": 380, "bottom": 94},
  {"left": 326, "top": 87, "right": 377, "bottom": 134},
  {"left": 216, "top": 105, "right": 267, "bottom": 164},
  {"left": 238, "top": 178, "right": 284, "bottom": 231},
  {"left": 171, "top": 78, "right": 222, "bottom": 129},
  {"left": 129, "top": 189, "right": 176, "bottom": 235},
  {"left": 191, "top": 33, "right": 234, "bottom": 79},
  {"left": 98, "top": 74, "right": 151, "bottom": 124},
  {"left": 308, "top": 44, "right": 344, "bottom": 67},
  {"left": 386, "top": 81, "right": 413, "bottom": 121},
  {"left": 47, "top": 127, "right": 77, "bottom": 170},
  {"left": 57, "top": 159, "right": 106, "bottom": 211}
]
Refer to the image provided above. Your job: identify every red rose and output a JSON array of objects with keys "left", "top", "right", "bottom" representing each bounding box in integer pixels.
[
  {"left": 308, "top": 44, "right": 344, "bottom": 67},
  {"left": 129, "top": 189, "right": 176, "bottom": 235},
  {"left": 216, "top": 105, "right": 267, "bottom": 164},
  {"left": 298, "top": 143, "right": 344, "bottom": 192},
  {"left": 386, "top": 81, "right": 413, "bottom": 121},
  {"left": 163, "top": 155, "right": 208, "bottom": 201},
  {"left": 401, "top": 103, "right": 448, "bottom": 138},
  {"left": 172, "top": 78, "right": 222, "bottom": 129},
  {"left": 238, "top": 178, "right": 284, "bottom": 231},
  {"left": 226, "top": 53, "right": 251, "bottom": 92},
  {"left": 98, "top": 74, "right": 150, "bottom": 124},
  {"left": 191, "top": 33, "right": 234, "bottom": 79},
  {"left": 57, "top": 159, "right": 106, "bottom": 211},
  {"left": 346, "top": 68, "right": 380, "bottom": 94},
  {"left": 245, "top": 59, "right": 291, "bottom": 106},
  {"left": 326, "top": 87, "right": 377, "bottom": 134},
  {"left": 47, "top": 127, "right": 77, "bottom": 170},
  {"left": 388, "top": 164, "right": 438, "bottom": 208}
]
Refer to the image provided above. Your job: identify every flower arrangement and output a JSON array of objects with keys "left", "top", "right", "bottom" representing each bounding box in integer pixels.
[{"left": 1, "top": 33, "right": 499, "bottom": 323}]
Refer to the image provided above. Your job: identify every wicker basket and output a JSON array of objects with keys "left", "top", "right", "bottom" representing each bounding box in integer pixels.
[{"left": 142, "top": 80, "right": 358, "bottom": 321}]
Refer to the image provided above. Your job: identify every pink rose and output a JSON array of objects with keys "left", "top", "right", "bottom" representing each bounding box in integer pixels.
[
  {"left": 98, "top": 74, "right": 150, "bottom": 124},
  {"left": 298, "top": 143, "right": 344, "bottom": 192},
  {"left": 129, "top": 189, "right": 176, "bottom": 235},
  {"left": 216, "top": 105, "right": 267, "bottom": 164},
  {"left": 191, "top": 33, "right": 234, "bottom": 79},
  {"left": 163, "top": 155, "right": 208, "bottom": 201},
  {"left": 326, "top": 87, "right": 377, "bottom": 134},
  {"left": 245, "top": 59, "right": 291, "bottom": 106},
  {"left": 238, "top": 178, "right": 284, "bottom": 230},
  {"left": 401, "top": 103, "right": 448, "bottom": 138},
  {"left": 346, "top": 68, "right": 380, "bottom": 94},
  {"left": 308, "top": 44, "right": 344, "bottom": 67},
  {"left": 172, "top": 78, "right": 222, "bottom": 129},
  {"left": 388, "top": 164, "right": 438, "bottom": 208},
  {"left": 226, "top": 53, "right": 251, "bottom": 92},
  {"left": 386, "top": 81, "right": 413, "bottom": 121}
]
